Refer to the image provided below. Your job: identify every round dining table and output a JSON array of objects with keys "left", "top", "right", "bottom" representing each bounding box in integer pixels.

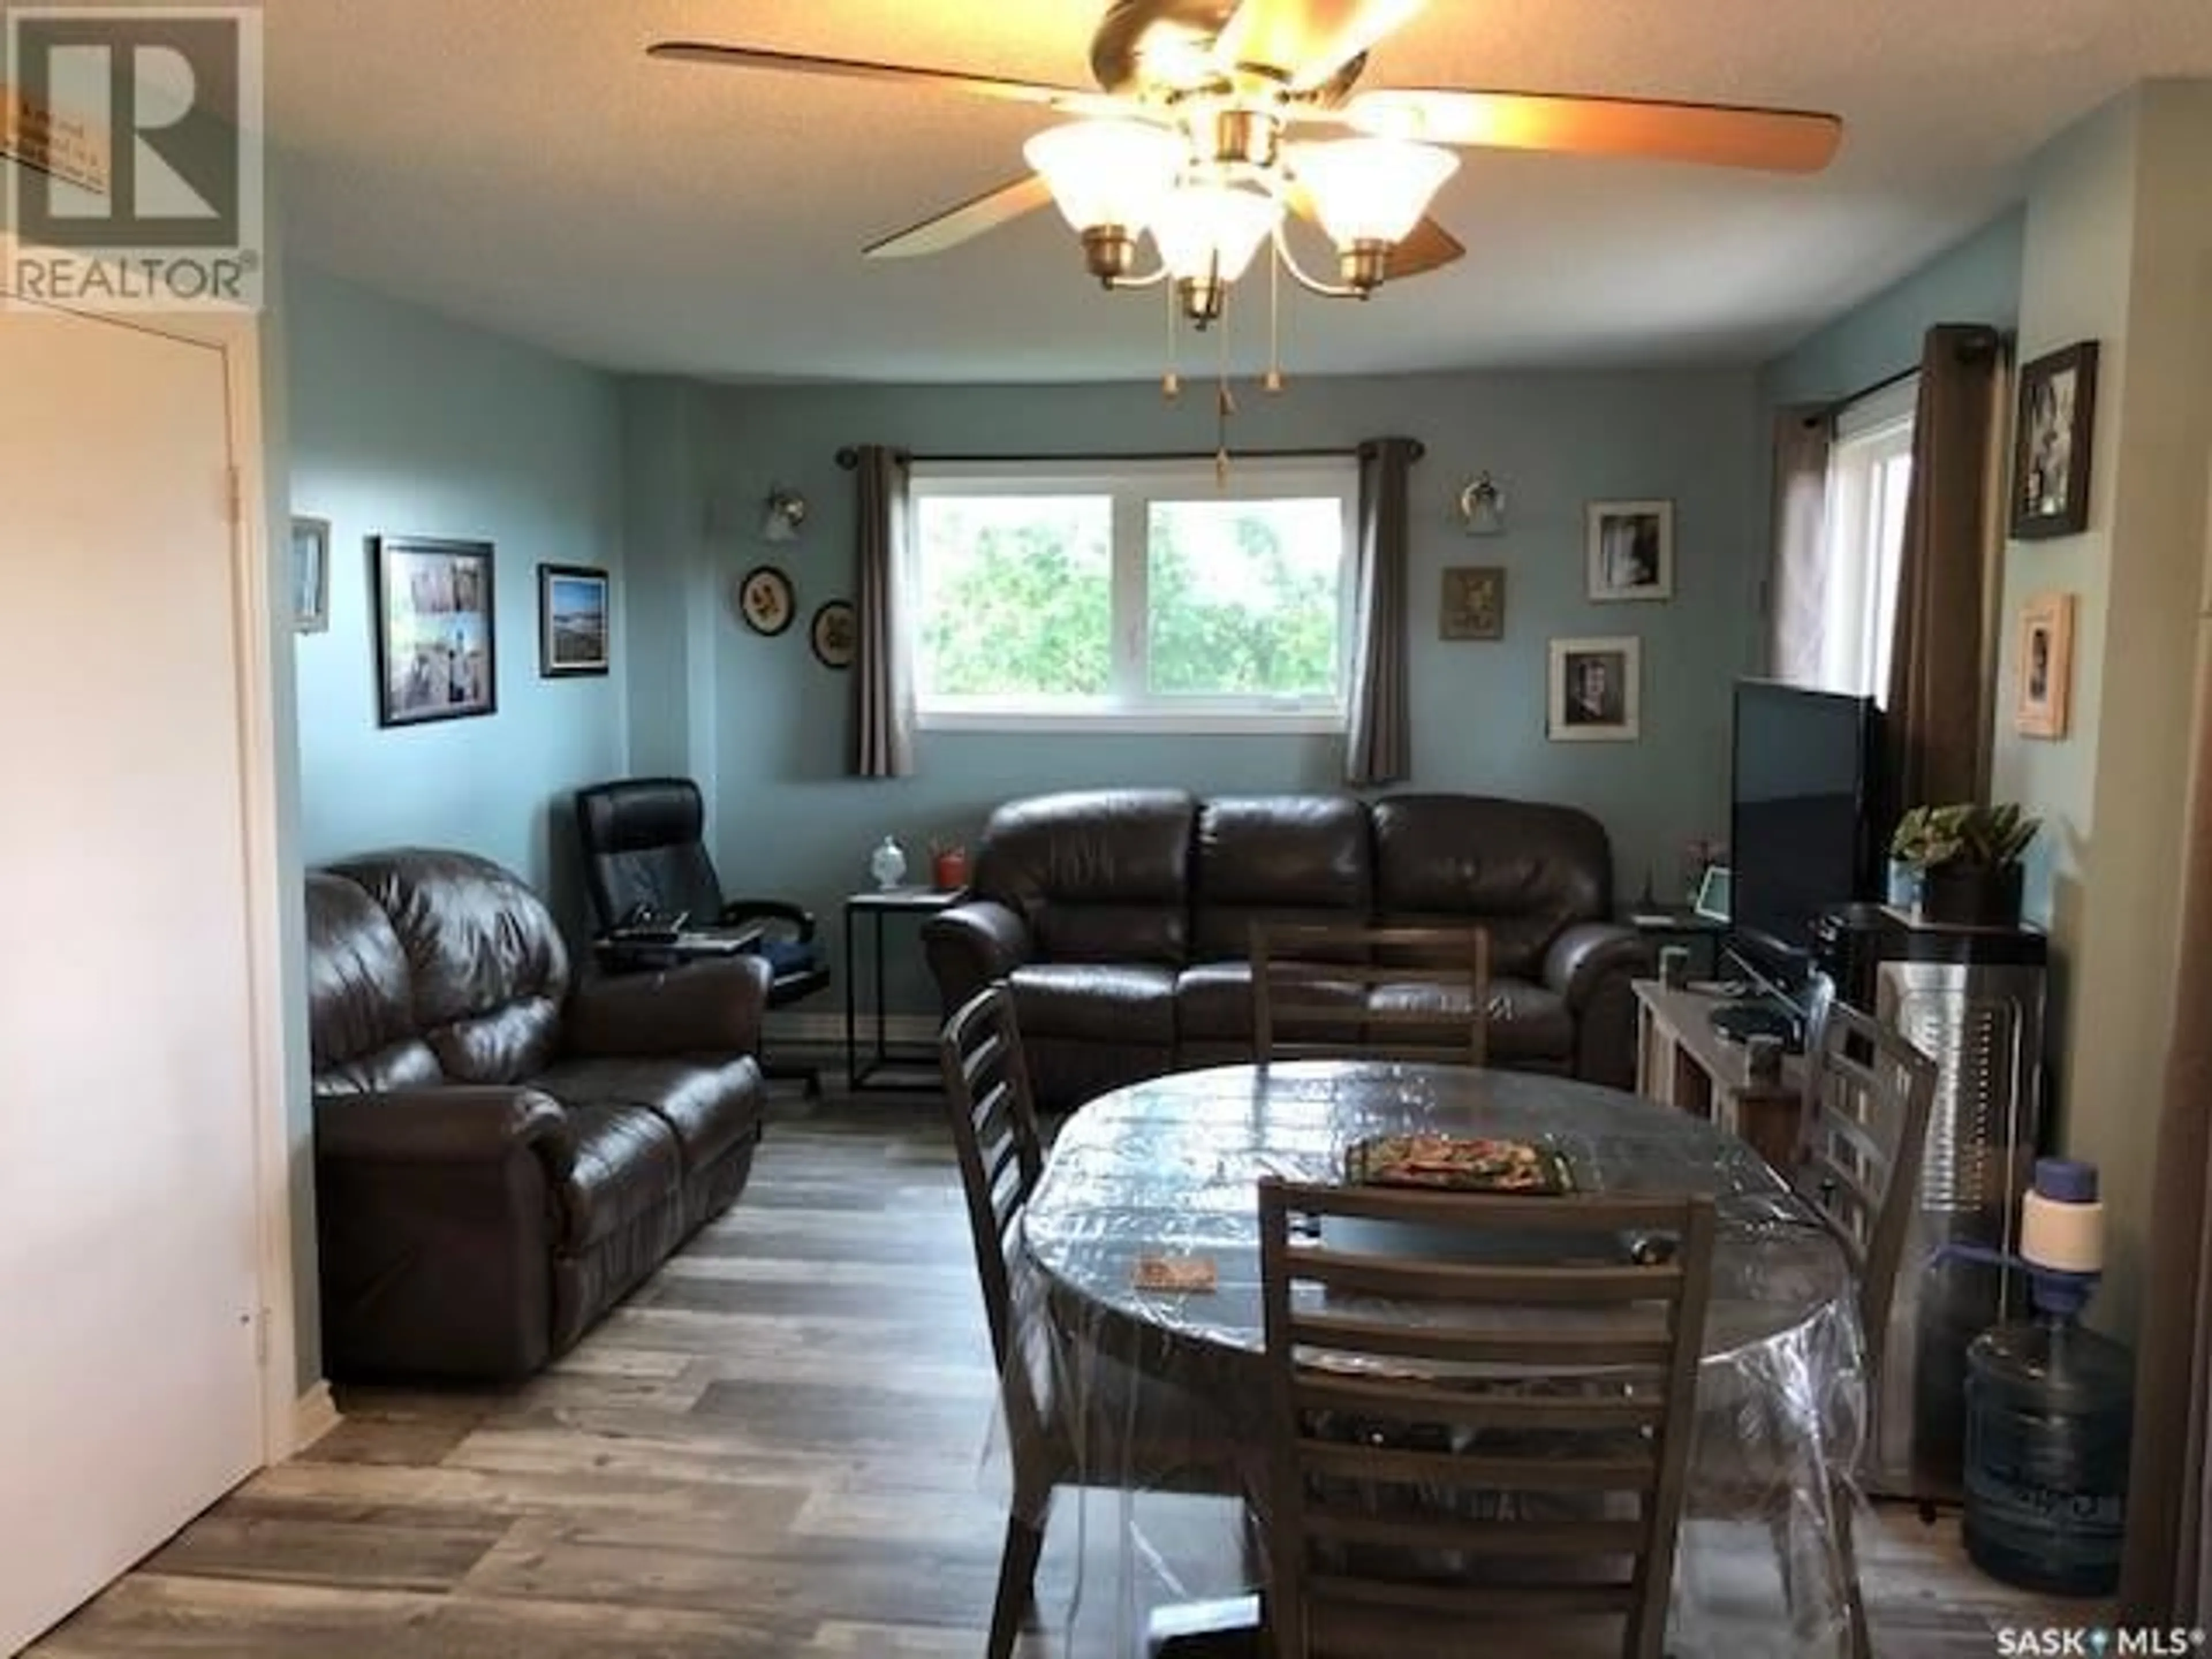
[{"left": 1008, "top": 1059, "right": 1869, "bottom": 1657}]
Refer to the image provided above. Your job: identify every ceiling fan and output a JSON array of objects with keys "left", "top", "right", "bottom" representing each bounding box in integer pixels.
[{"left": 651, "top": 0, "right": 1842, "bottom": 326}]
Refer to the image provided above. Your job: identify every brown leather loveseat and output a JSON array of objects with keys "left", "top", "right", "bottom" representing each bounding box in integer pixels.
[
  {"left": 307, "top": 849, "right": 770, "bottom": 1382},
  {"left": 923, "top": 791, "right": 1653, "bottom": 1112}
]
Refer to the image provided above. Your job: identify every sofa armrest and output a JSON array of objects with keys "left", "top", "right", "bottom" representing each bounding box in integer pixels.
[
  {"left": 565, "top": 956, "right": 771, "bottom": 1059},
  {"left": 1542, "top": 921, "right": 1658, "bottom": 1012},
  {"left": 922, "top": 900, "right": 1035, "bottom": 1011},
  {"left": 316, "top": 1084, "right": 576, "bottom": 1175}
]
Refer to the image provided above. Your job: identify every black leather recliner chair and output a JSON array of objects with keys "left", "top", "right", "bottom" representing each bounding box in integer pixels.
[{"left": 575, "top": 777, "right": 831, "bottom": 1095}]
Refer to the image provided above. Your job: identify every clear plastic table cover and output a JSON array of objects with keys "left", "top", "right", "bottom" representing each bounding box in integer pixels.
[{"left": 994, "top": 1060, "right": 1869, "bottom": 1657}]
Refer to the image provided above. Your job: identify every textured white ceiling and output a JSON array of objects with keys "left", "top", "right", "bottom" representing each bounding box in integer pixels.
[{"left": 263, "top": 1, "right": 2212, "bottom": 382}]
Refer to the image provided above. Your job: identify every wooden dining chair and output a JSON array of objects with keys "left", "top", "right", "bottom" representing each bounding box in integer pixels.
[
  {"left": 1257, "top": 1178, "right": 1718, "bottom": 1659},
  {"left": 1789, "top": 992, "right": 1939, "bottom": 1659},
  {"left": 1251, "top": 922, "right": 1493, "bottom": 1068},
  {"left": 939, "top": 983, "right": 1245, "bottom": 1659}
]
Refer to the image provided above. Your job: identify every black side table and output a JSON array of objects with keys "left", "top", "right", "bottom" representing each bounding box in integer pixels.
[{"left": 844, "top": 887, "right": 957, "bottom": 1092}]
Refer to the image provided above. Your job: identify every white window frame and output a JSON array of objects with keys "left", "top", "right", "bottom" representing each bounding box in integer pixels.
[
  {"left": 1820, "top": 377, "right": 1917, "bottom": 703},
  {"left": 908, "top": 454, "right": 1360, "bottom": 734}
]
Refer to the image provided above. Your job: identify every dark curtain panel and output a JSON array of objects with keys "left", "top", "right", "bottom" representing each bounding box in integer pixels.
[
  {"left": 850, "top": 444, "right": 915, "bottom": 779},
  {"left": 1767, "top": 408, "right": 1834, "bottom": 684},
  {"left": 1345, "top": 436, "right": 1421, "bottom": 787},
  {"left": 2122, "top": 646, "right": 2212, "bottom": 1626},
  {"left": 1884, "top": 324, "right": 2007, "bottom": 808}
]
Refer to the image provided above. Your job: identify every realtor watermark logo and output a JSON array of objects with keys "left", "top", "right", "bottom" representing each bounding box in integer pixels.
[
  {"left": 1998, "top": 1628, "right": 2206, "bottom": 1656},
  {"left": 3, "top": 5, "right": 264, "bottom": 310}
]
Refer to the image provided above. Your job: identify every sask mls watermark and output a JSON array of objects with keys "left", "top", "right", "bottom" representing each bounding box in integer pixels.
[{"left": 3, "top": 5, "right": 264, "bottom": 310}]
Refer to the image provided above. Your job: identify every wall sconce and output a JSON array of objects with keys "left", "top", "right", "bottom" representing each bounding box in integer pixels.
[
  {"left": 760, "top": 487, "right": 808, "bottom": 543},
  {"left": 1456, "top": 472, "right": 1507, "bottom": 537}
]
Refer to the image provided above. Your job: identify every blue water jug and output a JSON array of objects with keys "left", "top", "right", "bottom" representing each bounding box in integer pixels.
[{"left": 1957, "top": 1160, "right": 2134, "bottom": 1597}]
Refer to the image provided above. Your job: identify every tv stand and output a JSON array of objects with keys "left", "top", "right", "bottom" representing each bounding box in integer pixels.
[
  {"left": 1633, "top": 982, "right": 1806, "bottom": 1170},
  {"left": 1709, "top": 998, "right": 1805, "bottom": 1052}
]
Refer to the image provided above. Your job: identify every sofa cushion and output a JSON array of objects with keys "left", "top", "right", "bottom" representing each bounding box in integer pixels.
[
  {"left": 558, "top": 1102, "right": 684, "bottom": 1248},
  {"left": 327, "top": 849, "right": 571, "bottom": 1085},
  {"left": 1010, "top": 962, "right": 1179, "bottom": 1046},
  {"left": 1370, "top": 796, "right": 1611, "bottom": 978},
  {"left": 1177, "top": 959, "right": 1362, "bottom": 1044},
  {"left": 975, "top": 790, "right": 1195, "bottom": 968},
  {"left": 531, "top": 1056, "right": 762, "bottom": 1179},
  {"left": 305, "top": 872, "right": 442, "bottom": 1093},
  {"left": 1191, "top": 794, "right": 1373, "bottom": 961}
]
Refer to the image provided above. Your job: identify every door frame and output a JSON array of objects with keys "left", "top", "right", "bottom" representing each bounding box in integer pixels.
[{"left": 2, "top": 229, "right": 305, "bottom": 1466}]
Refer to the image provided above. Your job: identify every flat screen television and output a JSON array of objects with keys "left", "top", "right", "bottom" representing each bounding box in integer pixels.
[{"left": 1727, "top": 680, "right": 1885, "bottom": 994}]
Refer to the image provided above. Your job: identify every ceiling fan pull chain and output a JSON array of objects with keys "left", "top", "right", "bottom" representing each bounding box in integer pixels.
[
  {"left": 1265, "top": 234, "right": 1286, "bottom": 395},
  {"left": 1216, "top": 297, "right": 1236, "bottom": 486},
  {"left": 1161, "top": 280, "right": 1181, "bottom": 403}
]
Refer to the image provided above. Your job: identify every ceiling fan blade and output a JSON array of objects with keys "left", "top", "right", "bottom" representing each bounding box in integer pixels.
[
  {"left": 1385, "top": 215, "right": 1464, "bottom": 280},
  {"left": 865, "top": 174, "right": 1057, "bottom": 260},
  {"left": 1344, "top": 88, "right": 1842, "bottom": 173},
  {"left": 1212, "top": 0, "right": 1427, "bottom": 92},
  {"left": 648, "top": 41, "right": 1126, "bottom": 118}
]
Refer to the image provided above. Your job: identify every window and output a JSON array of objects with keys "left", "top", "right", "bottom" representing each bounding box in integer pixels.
[
  {"left": 909, "top": 456, "right": 1358, "bottom": 732},
  {"left": 1819, "top": 378, "right": 1916, "bottom": 703}
]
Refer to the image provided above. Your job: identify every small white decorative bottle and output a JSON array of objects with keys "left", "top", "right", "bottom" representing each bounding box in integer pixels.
[{"left": 869, "top": 835, "right": 908, "bottom": 891}]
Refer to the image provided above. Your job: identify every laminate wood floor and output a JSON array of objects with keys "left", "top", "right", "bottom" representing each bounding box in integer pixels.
[{"left": 31, "top": 1090, "right": 2103, "bottom": 1658}]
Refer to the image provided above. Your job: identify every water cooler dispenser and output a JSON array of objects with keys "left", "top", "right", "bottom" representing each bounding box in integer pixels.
[{"left": 1811, "top": 902, "right": 2050, "bottom": 1501}]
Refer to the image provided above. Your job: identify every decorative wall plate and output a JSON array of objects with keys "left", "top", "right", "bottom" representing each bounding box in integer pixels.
[
  {"left": 736, "top": 564, "right": 794, "bottom": 635},
  {"left": 810, "top": 599, "right": 856, "bottom": 669}
]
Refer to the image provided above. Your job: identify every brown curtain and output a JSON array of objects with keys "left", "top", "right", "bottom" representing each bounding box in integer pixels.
[
  {"left": 1767, "top": 408, "right": 1833, "bottom": 684},
  {"left": 1345, "top": 436, "right": 1421, "bottom": 787},
  {"left": 2121, "top": 642, "right": 2212, "bottom": 1626},
  {"left": 850, "top": 444, "right": 915, "bottom": 779},
  {"left": 1884, "top": 324, "right": 2008, "bottom": 808}
]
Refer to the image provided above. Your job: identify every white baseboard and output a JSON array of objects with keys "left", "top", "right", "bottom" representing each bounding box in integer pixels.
[{"left": 291, "top": 1380, "right": 342, "bottom": 1455}]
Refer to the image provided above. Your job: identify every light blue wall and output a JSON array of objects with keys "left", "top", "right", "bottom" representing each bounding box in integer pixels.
[
  {"left": 287, "top": 264, "right": 629, "bottom": 934},
  {"left": 1759, "top": 209, "right": 2027, "bottom": 407},
  {"left": 624, "top": 369, "right": 1762, "bottom": 1014}
]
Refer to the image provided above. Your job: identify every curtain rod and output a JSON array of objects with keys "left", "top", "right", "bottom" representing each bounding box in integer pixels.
[
  {"left": 1813, "top": 325, "right": 2009, "bottom": 424},
  {"left": 835, "top": 441, "right": 1422, "bottom": 469}
]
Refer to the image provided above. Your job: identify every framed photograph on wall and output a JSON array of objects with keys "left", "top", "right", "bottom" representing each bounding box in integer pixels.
[
  {"left": 2015, "top": 591, "right": 2075, "bottom": 739},
  {"left": 1440, "top": 566, "right": 1505, "bottom": 640},
  {"left": 1586, "top": 500, "right": 1674, "bottom": 601},
  {"left": 290, "top": 516, "right": 330, "bottom": 634},
  {"left": 538, "top": 563, "right": 610, "bottom": 677},
  {"left": 372, "top": 536, "right": 497, "bottom": 726},
  {"left": 2012, "top": 341, "right": 2098, "bottom": 539},
  {"left": 1547, "top": 635, "right": 1641, "bottom": 742}
]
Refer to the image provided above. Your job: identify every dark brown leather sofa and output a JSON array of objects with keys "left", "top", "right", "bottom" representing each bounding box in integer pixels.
[
  {"left": 922, "top": 791, "right": 1653, "bottom": 1112},
  {"left": 307, "top": 849, "right": 770, "bottom": 1382}
]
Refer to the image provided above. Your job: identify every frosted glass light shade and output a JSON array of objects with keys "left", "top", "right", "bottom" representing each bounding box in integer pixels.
[
  {"left": 1293, "top": 138, "right": 1459, "bottom": 245},
  {"left": 1150, "top": 183, "right": 1283, "bottom": 282},
  {"left": 1024, "top": 120, "right": 1181, "bottom": 234}
]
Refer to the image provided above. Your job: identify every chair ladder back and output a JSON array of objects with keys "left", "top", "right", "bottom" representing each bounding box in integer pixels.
[
  {"left": 1252, "top": 923, "right": 1493, "bottom": 1069},
  {"left": 1798, "top": 998, "right": 1939, "bottom": 1379},
  {"left": 938, "top": 984, "right": 1046, "bottom": 1375},
  {"left": 1259, "top": 1179, "right": 1717, "bottom": 1659}
]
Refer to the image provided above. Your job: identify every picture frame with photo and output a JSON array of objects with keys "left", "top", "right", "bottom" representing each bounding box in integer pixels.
[
  {"left": 2012, "top": 342, "right": 2098, "bottom": 539},
  {"left": 1439, "top": 566, "right": 1505, "bottom": 640},
  {"left": 1547, "top": 636, "right": 1641, "bottom": 742},
  {"left": 372, "top": 536, "right": 497, "bottom": 727},
  {"left": 1586, "top": 500, "right": 1673, "bottom": 602},
  {"left": 2015, "top": 591, "right": 2075, "bottom": 740},
  {"left": 290, "top": 516, "right": 330, "bottom": 634},
  {"left": 539, "top": 563, "right": 610, "bottom": 677}
]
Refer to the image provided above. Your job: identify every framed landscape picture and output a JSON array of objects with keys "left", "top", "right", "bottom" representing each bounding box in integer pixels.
[
  {"left": 539, "top": 563, "right": 610, "bottom": 677},
  {"left": 1440, "top": 566, "right": 1505, "bottom": 640},
  {"left": 1586, "top": 500, "right": 1674, "bottom": 601},
  {"left": 1547, "top": 635, "right": 1641, "bottom": 742},
  {"left": 2012, "top": 341, "right": 2098, "bottom": 539},
  {"left": 372, "top": 536, "right": 497, "bottom": 726}
]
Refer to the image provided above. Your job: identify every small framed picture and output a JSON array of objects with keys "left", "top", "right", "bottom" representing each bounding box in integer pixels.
[
  {"left": 1586, "top": 500, "right": 1674, "bottom": 602},
  {"left": 1548, "top": 636, "right": 1641, "bottom": 742},
  {"left": 538, "top": 563, "right": 610, "bottom": 677},
  {"left": 2015, "top": 592, "right": 2075, "bottom": 739},
  {"left": 1440, "top": 566, "right": 1505, "bottom": 641},
  {"left": 290, "top": 516, "right": 330, "bottom": 634},
  {"left": 810, "top": 599, "right": 857, "bottom": 669},
  {"left": 373, "top": 536, "right": 497, "bottom": 726},
  {"left": 736, "top": 564, "right": 795, "bottom": 636},
  {"left": 2012, "top": 342, "right": 2098, "bottom": 539}
]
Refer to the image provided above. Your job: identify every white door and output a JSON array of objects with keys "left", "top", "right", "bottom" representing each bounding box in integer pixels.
[{"left": 0, "top": 299, "right": 265, "bottom": 1652}]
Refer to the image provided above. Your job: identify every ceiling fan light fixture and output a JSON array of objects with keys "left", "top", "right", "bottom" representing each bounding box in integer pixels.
[
  {"left": 1150, "top": 180, "right": 1283, "bottom": 324},
  {"left": 1024, "top": 119, "right": 1181, "bottom": 241},
  {"left": 1293, "top": 136, "right": 1459, "bottom": 249}
]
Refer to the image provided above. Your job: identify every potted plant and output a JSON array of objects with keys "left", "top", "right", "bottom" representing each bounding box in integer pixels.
[{"left": 1888, "top": 802, "right": 2040, "bottom": 927}]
